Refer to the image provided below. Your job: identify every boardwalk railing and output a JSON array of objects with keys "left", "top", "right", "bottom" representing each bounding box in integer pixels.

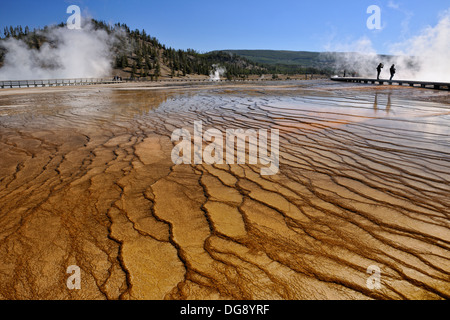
[
  {"left": 0, "top": 77, "right": 270, "bottom": 89},
  {"left": 0, "top": 78, "right": 124, "bottom": 89},
  {"left": 0, "top": 75, "right": 328, "bottom": 89},
  {"left": 331, "top": 77, "right": 450, "bottom": 91}
]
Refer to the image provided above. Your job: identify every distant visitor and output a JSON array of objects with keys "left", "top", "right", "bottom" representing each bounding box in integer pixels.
[
  {"left": 390, "top": 65, "right": 396, "bottom": 81},
  {"left": 376, "top": 63, "right": 384, "bottom": 80}
]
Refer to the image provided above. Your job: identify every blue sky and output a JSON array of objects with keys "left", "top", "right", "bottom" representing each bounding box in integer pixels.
[{"left": 0, "top": 0, "right": 449, "bottom": 54}]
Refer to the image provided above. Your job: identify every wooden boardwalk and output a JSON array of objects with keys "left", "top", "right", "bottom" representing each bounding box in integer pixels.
[
  {"left": 0, "top": 77, "right": 270, "bottom": 89},
  {"left": 331, "top": 77, "right": 450, "bottom": 91},
  {"left": 0, "top": 78, "right": 256, "bottom": 89},
  {"left": 0, "top": 78, "right": 124, "bottom": 89},
  {"left": 0, "top": 76, "right": 325, "bottom": 89}
]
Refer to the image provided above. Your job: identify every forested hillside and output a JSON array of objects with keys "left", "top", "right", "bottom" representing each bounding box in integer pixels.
[{"left": 0, "top": 20, "right": 269, "bottom": 80}]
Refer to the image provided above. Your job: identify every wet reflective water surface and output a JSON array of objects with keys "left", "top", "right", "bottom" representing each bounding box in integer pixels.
[{"left": 0, "top": 81, "right": 449, "bottom": 300}]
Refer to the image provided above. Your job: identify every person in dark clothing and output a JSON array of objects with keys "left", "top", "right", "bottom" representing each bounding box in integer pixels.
[
  {"left": 376, "top": 63, "right": 384, "bottom": 80},
  {"left": 390, "top": 64, "right": 396, "bottom": 81}
]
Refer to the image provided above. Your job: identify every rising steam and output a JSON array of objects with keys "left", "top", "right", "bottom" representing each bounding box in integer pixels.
[
  {"left": 210, "top": 64, "right": 226, "bottom": 81},
  {"left": 391, "top": 9, "right": 450, "bottom": 82},
  {"left": 324, "top": 9, "right": 450, "bottom": 82},
  {"left": 0, "top": 23, "right": 116, "bottom": 80}
]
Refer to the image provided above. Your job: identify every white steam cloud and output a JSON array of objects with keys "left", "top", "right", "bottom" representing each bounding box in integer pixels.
[
  {"left": 0, "top": 23, "right": 116, "bottom": 80},
  {"left": 210, "top": 64, "right": 226, "bottom": 81},
  {"left": 324, "top": 9, "right": 450, "bottom": 82},
  {"left": 391, "top": 9, "right": 450, "bottom": 82}
]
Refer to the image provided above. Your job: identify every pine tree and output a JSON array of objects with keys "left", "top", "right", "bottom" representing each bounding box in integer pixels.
[
  {"left": 131, "top": 62, "right": 137, "bottom": 79},
  {"left": 136, "top": 57, "right": 142, "bottom": 70},
  {"left": 122, "top": 55, "right": 128, "bottom": 68},
  {"left": 115, "top": 55, "right": 123, "bottom": 68},
  {"left": 155, "top": 62, "right": 161, "bottom": 80}
]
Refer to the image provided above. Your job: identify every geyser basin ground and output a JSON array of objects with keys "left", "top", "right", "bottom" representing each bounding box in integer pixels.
[{"left": 0, "top": 80, "right": 449, "bottom": 300}]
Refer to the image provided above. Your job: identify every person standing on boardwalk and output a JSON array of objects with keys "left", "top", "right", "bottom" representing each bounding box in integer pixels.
[
  {"left": 376, "top": 63, "right": 384, "bottom": 80},
  {"left": 390, "top": 64, "right": 396, "bottom": 81}
]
